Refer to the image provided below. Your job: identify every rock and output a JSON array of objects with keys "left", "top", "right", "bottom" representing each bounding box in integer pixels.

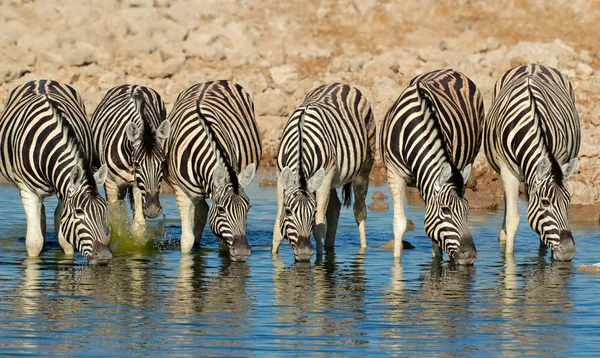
[
  {"left": 579, "top": 50, "right": 593, "bottom": 63},
  {"left": 577, "top": 263, "right": 600, "bottom": 273},
  {"left": 237, "top": 73, "right": 268, "bottom": 95},
  {"left": 269, "top": 65, "right": 298, "bottom": 92},
  {"left": 259, "top": 178, "right": 277, "bottom": 187},
  {"left": 146, "top": 56, "right": 185, "bottom": 79},
  {"left": 568, "top": 203, "right": 600, "bottom": 222},
  {"left": 125, "top": 0, "right": 153, "bottom": 7},
  {"left": 464, "top": 189, "right": 501, "bottom": 211},
  {"left": 352, "top": 0, "right": 380, "bottom": 16},
  {"left": 0, "top": 64, "right": 23, "bottom": 85},
  {"left": 254, "top": 88, "right": 287, "bottom": 116},
  {"left": 369, "top": 200, "right": 389, "bottom": 212},
  {"left": 316, "top": 7, "right": 329, "bottom": 20},
  {"left": 372, "top": 191, "right": 388, "bottom": 200},
  {"left": 369, "top": 166, "right": 387, "bottom": 186},
  {"left": 381, "top": 239, "right": 415, "bottom": 250},
  {"left": 577, "top": 63, "right": 594, "bottom": 76}
]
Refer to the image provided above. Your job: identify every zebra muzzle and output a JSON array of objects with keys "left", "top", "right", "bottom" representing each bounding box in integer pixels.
[
  {"left": 143, "top": 193, "right": 163, "bottom": 218},
  {"left": 229, "top": 235, "right": 251, "bottom": 262},
  {"left": 89, "top": 240, "right": 113, "bottom": 265},
  {"left": 293, "top": 236, "right": 314, "bottom": 262},
  {"left": 552, "top": 230, "right": 576, "bottom": 261}
]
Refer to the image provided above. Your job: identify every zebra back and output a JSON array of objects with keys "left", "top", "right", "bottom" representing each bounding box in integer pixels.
[
  {"left": 381, "top": 69, "right": 483, "bottom": 199},
  {"left": 0, "top": 80, "right": 95, "bottom": 197},
  {"left": 277, "top": 83, "right": 376, "bottom": 189},
  {"left": 485, "top": 64, "right": 580, "bottom": 178},
  {"left": 91, "top": 85, "right": 167, "bottom": 182},
  {"left": 165, "top": 80, "right": 261, "bottom": 197},
  {"left": 410, "top": 69, "right": 484, "bottom": 171}
]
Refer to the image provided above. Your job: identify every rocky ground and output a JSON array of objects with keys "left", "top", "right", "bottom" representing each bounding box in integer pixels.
[{"left": 1, "top": 0, "right": 599, "bottom": 221}]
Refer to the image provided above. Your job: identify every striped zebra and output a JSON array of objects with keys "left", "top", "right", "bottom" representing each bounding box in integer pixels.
[
  {"left": 91, "top": 85, "right": 170, "bottom": 230},
  {"left": 164, "top": 80, "right": 261, "bottom": 261},
  {"left": 0, "top": 80, "right": 111, "bottom": 264},
  {"left": 484, "top": 64, "right": 580, "bottom": 261},
  {"left": 272, "top": 83, "right": 376, "bottom": 262},
  {"left": 380, "top": 69, "right": 484, "bottom": 264}
]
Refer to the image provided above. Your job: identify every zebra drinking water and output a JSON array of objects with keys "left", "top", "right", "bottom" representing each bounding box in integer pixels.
[
  {"left": 0, "top": 80, "right": 111, "bottom": 264},
  {"left": 380, "top": 69, "right": 484, "bottom": 264},
  {"left": 272, "top": 83, "right": 376, "bottom": 262},
  {"left": 164, "top": 81, "right": 261, "bottom": 262},
  {"left": 91, "top": 85, "right": 170, "bottom": 231},
  {"left": 484, "top": 64, "right": 580, "bottom": 261}
]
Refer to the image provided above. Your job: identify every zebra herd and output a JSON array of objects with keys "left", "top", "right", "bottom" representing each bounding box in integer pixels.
[{"left": 0, "top": 64, "right": 581, "bottom": 265}]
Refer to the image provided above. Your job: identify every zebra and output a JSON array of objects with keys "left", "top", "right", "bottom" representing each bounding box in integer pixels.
[
  {"left": 272, "top": 83, "right": 376, "bottom": 262},
  {"left": 91, "top": 85, "right": 170, "bottom": 231},
  {"left": 164, "top": 80, "right": 261, "bottom": 261},
  {"left": 380, "top": 69, "right": 484, "bottom": 264},
  {"left": 0, "top": 80, "right": 111, "bottom": 264},
  {"left": 484, "top": 64, "right": 580, "bottom": 261}
]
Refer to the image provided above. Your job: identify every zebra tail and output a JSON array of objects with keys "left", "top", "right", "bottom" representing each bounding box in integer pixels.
[{"left": 342, "top": 182, "right": 352, "bottom": 208}]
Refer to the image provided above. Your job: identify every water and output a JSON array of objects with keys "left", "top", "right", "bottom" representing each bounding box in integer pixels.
[{"left": 0, "top": 174, "right": 599, "bottom": 356}]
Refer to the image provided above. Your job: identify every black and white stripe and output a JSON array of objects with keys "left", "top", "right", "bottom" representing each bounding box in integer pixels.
[
  {"left": 380, "top": 69, "right": 483, "bottom": 264},
  {"left": 273, "top": 83, "right": 376, "bottom": 261},
  {"left": 0, "top": 80, "right": 111, "bottom": 264},
  {"left": 164, "top": 80, "right": 261, "bottom": 261},
  {"left": 484, "top": 64, "right": 580, "bottom": 261},
  {"left": 91, "top": 85, "right": 169, "bottom": 230}
]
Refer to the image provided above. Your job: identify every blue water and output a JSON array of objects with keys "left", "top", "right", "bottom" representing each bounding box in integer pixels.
[{"left": 0, "top": 173, "right": 599, "bottom": 356}]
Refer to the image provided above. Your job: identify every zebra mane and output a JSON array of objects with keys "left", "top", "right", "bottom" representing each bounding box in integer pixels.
[
  {"left": 132, "top": 87, "right": 158, "bottom": 155},
  {"left": 525, "top": 77, "right": 565, "bottom": 185},
  {"left": 297, "top": 106, "right": 308, "bottom": 190},
  {"left": 46, "top": 97, "right": 98, "bottom": 196},
  {"left": 195, "top": 97, "right": 240, "bottom": 194},
  {"left": 417, "top": 85, "right": 466, "bottom": 196}
]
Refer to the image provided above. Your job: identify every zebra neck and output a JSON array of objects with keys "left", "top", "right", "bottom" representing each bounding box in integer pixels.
[
  {"left": 55, "top": 162, "right": 95, "bottom": 201},
  {"left": 417, "top": 160, "right": 457, "bottom": 203}
]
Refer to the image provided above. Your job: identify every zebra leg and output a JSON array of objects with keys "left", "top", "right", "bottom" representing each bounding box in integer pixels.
[
  {"left": 20, "top": 190, "right": 45, "bottom": 257},
  {"left": 314, "top": 173, "right": 333, "bottom": 255},
  {"left": 132, "top": 186, "right": 146, "bottom": 233},
  {"left": 387, "top": 171, "right": 407, "bottom": 259},
  {"left": 193, "top": 199, "right": 209, "bottom": 245},
  {"left": 54, "top": 200, "right": 74, "bottom": 255},
  {"left": 40, "top": 202, "right": 46, "bottom": 239},
  {"left": 353, "top": 166, "right": 371, "bottom": 248},
  {"left": 105, "top": 177, "right": 120, "bottom": 204},
  {"left": 500, "top": 165, "right": 520, "bottom": 255},
  {"left": 175, "top": 187, "right": 196, "bottom": 253},
  {"left": 272, "top": 179, "right": 284, "bottom": 254},
  {"left": 325, "top": 189, "right": 341, "bottom": 247}
]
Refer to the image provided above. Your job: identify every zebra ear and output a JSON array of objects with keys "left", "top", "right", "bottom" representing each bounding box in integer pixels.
[
  {"left": 69, "top": 164, "right": 84, "bottom": 194},
  {"left": 461, "top": 164, "right": 472, "bottom": 185},
  {"left": 94, "top": 164, "right": 108, "bottom": 188},
  {"left": 536, "top": 156, "right": 552, "bottom": 181},
  {"left": 155, "top": 120, "right": 171, "bottom": 141},
  {"left": 213, "top": 165, "right": 229, "bottom": 191},
  {"left": 238, "top": 163, "right": 256, "bottom": 188},
  {"left": 435, "top": 163, "right": 453, "bottom": 192},
  {"left": 280, "top": 167, "right": 296, "bottom": 191},
  {"left": 125, "top": 122, "right": 142, "bottom": 144},
  {"left": 307, "top": 168, "right": 325, "bottom": 193},
  {"left": 561, "top": 158, "right": 579, "bottom": 180}
]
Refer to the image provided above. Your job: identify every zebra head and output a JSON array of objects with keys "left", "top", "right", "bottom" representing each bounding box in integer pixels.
[
  {"left": 125, "top": 120, "right": 170, "bottom": 219},
  {"left": 61, "top": 164, "right": 111, "bottom": 265},
  {"left": 278, "top": 167, "right": 325, "bottom": 262},
  {"left": 527, "top": 156, "right": 578, "bottom": 261},
  {"left": 425, "top": 163, "right": 477, "bottom": 265},
  {"left": 209, "top": 163, "right": 256, "bottom": 262}
]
